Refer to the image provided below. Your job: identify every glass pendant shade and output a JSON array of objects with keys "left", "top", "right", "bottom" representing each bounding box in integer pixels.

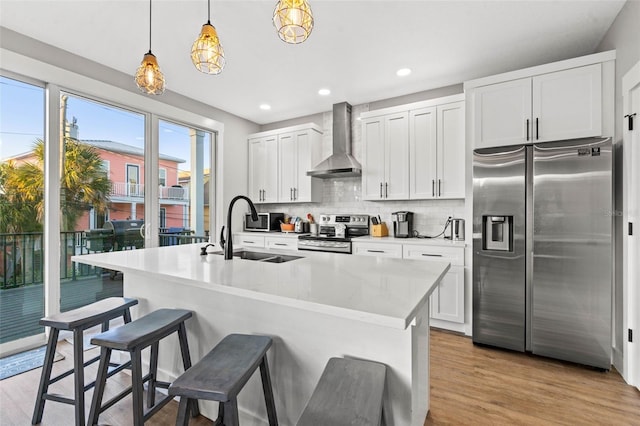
[
  {"left": 135, "top": 52, "right": 166, "bottom": 95},
  {"left": 273, "top": 0, "right": 313, "bottom": 44},
  {"left": 191, "top": 22, "right": 225, "bottom": 74}
]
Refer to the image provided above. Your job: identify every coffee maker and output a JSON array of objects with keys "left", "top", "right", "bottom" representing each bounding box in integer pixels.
[{"left": 392, "top": 211, "right": 413, "bottom": 238}]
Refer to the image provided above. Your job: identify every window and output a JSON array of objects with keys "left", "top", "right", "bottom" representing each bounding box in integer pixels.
[
  {"left": 159, "top": 168, "right": 167, "bottom": 187},
  {"left": 0, "top": 75, "right": 46, "bottom": 346}
]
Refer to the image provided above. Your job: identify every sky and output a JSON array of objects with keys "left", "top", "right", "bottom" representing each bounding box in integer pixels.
[{"left": 0, "top": 76, "right": 211, "bottom": 171}]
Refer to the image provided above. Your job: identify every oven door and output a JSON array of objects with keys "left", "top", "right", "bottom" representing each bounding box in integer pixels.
[{"left": 297, "top": 238, "right": 351, "bottom": 254}]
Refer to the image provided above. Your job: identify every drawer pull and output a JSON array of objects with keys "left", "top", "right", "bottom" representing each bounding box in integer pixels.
[
  {"left": 367, "top": 249, "right": 385, "bottom": 253},
  {"left": 274, "top": 243, "right": 287, "bottom": 246},
  {"left": 242, "top": 240, "right": 255, "bottom": 244},
  {"left": 421, "top": 253, "right": 442, "bottom": 257}
]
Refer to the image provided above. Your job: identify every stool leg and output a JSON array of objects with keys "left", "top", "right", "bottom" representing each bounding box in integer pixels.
[
  {"left": 177, "top": 323, "right": 199, "bottom": 417},
  {"left": 147, "top": 342, "right": 159, "bottom": 408},
  {"left": 123, "top": 307, "right": 132, "bottom": 324},
  {"left": 223, "top": 399, "right": 239, "bottom": 426},
  {"left": 32, "top": 327, "right": 59, "bottom": 424},
  {"left": 131, "top": 348, "right": 145, "bottom": 426},
  {"left": 72, "top": 328, "right": 86, "bottom": 426},
  {"left": 88, "top": 347, "right": 111, "bottom": 426},
  {"left": 175, "top": 397, "right": 190, "bottom": 426},
  {"left": 213, "top": 402, "right": 224, "bottom": 426},
  {"left": 259, "top": 356, "right": 278, "bottom": 426}
]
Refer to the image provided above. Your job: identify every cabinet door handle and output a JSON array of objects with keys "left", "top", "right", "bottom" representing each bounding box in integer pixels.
[
  {"left": 290, "top": 188, "right": 293, "bottom": 201},
  {"left": 367, "top": 249, "right": 385, "bottom": 253},
  {"left": 294, "top": 188, "right": 297, "bottom": 200},
  {"left": 380, "top": 182, "right": 383, "bottom": 199},
  {"left": 438, "top": 179, "right": 442, "bottom": 197},
  {"left": 536, "top": 118, "right": 539, "bottom": 140},
  {"left": 385, "top": 182, "right": 388, "bottom": 198},
  {"left": 421, "top": 253, "right": 442, "bottom": 257},
  {"left": 526, "top": 119, "right": 530, "bottom": 141},
  {"left": 432, "top": 180, "right": 435, "bottom": 197}
]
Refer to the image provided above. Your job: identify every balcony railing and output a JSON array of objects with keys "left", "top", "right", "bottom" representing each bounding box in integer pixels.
[
  {"left": 1, "top": 230, "right": 207, "bottom": 289},
  {"left": 110, "top": 182, "right": 188, "bottom": 201}
]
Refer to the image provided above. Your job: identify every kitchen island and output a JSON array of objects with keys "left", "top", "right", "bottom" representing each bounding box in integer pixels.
[{"left": 72, "top": 243, "right": 449, "bottom": 426}]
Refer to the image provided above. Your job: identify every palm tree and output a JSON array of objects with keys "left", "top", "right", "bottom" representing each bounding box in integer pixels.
[{"left": 0, "top": 138, "right": 111, "bottom": 233}]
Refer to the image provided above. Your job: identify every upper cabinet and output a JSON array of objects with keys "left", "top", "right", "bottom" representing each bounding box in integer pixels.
[
  {"left": 248, "top": 135, "right": 278, "bottom": 203},
  {"left": 248, "top": 124, "right": 322, "bottom": 204},
  {"left": 409, "top": 101, "right": 465, "bottom": 199},
  {"left": 466, "top": 51, "right": 615, "bottom": 149},
  {"left": 362, "top": 112, "right": 410, "bottom": 200},
  {"left": 362, "top": 94, "right": 465, "bottom": 201}
]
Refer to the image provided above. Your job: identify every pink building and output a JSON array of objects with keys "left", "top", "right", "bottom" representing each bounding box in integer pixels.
[{"left": 76, "top": 140, "right": 188, "bottom": 231}]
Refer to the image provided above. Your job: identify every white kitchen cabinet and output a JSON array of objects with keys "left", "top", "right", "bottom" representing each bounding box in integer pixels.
[
  {"left": 403, "top": 244, "right": 465, "bottom": 325},
  {"left": 278, "top": 128, "right": 322, "bottom": 203},
  {"left": 265, "top": 236, "right": 298, "bottom": 251},
  {"left": 352, "top": 241, "right": 403, "bottom": 258},
  {"left": 362, "top": 112, "right": 410, "bottom": 200},
  {"left": 471, "top": 63, "right": 603, "bottom": 149},
  {"left": 409, "top": 101, "right": 465, "bottom": 199},
  {"left": 249, "top": 124, "right": 322, "bottom": 204},
  {"left": 248, "top": 136, "right": 278, "bottom": 203},
  {"left": 233, "top": 233, "right": 265, "bottom": 248}
]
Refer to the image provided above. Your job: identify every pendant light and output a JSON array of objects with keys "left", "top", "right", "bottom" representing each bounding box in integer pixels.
[
  {"left": 191, "top": 0, "right": 225, "bottom": 74},
  {"left": 135, "top": 0, "right": 165, "bottom": 95},
  {"left": 273, "top": 0, "right": 314, "bottom": 44}
]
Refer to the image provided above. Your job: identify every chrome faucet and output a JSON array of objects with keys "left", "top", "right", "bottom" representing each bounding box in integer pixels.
[{"left": 220, "top": 195, "right": 259, "bottom": 260}]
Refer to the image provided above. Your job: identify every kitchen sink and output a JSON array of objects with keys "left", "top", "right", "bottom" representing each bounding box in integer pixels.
[{"left": 214, "top": 250, "right": 303, "bottom": 263}]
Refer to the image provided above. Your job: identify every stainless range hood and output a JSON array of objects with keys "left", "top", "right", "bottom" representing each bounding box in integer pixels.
[{"left": 307, "top": 102, "right": 362, "bottom": 178}]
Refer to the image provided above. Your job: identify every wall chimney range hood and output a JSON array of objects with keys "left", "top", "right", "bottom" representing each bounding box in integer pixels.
[{"left": 307, "top": 102, "right": 362, "bottom": 179}]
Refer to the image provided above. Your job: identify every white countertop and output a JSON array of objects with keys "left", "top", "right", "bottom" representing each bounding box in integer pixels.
[
  {"left": 354, "top": 235, "right": 466, "bottom": 247},
  {"left": 72, "top": 244, "right": 449, "bottom": 329}
]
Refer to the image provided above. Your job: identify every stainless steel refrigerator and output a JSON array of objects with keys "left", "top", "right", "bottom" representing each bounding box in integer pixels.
[{"left": 472, "top": 138, "right": 612, "bottom": 369}]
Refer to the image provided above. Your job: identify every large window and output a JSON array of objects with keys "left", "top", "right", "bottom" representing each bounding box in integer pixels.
[
  {"left": 158, "top": 120, "right": 213, "bottom": 245},
  {"left": 0, "top": 75, "right": 45, "bottom": 346},
  {"left": 61, "top": 93, "right": 145, "bottom": 312}
]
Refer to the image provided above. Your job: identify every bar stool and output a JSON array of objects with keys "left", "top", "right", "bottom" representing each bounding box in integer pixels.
[
  {"left": 168, "top": 333, "right": 278, "bottom": 426},
  {"left": 32, "top": 297, "right": 138, "bottom": 426},
  {"left": 88, "top": 308, "right": 195, "bottom": 426}
]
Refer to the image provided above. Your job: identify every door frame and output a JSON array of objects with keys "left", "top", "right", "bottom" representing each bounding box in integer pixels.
[{"left": 622, "top": 60, "right": 640, "bottom": 388}]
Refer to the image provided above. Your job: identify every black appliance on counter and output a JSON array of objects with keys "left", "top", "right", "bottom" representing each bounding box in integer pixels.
[
  {"left": 297, "top": 214, "right": 369, "bottom": 254},
  {"left": 244, "top": 212, "right": 284, "bottom": 232},
  {"left": 392, "top": 211, "right": 413, "bottom": 238}
]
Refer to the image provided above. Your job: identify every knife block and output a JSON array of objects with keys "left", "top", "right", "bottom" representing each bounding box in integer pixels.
[{"left": 371, "top": 223, "right": 389, "bottom": 237}]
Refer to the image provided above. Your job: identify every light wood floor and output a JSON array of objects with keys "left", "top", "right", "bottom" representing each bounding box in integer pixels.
[{"left": 1, "top": 329, "right": 638, "bottom": 425}]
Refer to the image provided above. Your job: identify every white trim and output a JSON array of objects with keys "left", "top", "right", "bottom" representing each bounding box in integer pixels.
[
  {"left": 248, "top": 122, "right": 322, "bottom": 139},
  {"left": 360, "top": 93, "right": 465, "bottom": 119},
  {"left": 43, "top": 83, "right": 61, "bottom": 320},
  {"left": 621, "top": 60, "right": 640, "bottom": 388},
  {"left": 464, "top": 50, "right": 616, "bottom": 90},
  {"left": 0, "top": 334, "right": 47, "bottom": 358}
]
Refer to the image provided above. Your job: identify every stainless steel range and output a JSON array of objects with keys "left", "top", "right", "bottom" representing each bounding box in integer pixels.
[{"left": 298, "top": 214, "right": 369, "bottom": 254}]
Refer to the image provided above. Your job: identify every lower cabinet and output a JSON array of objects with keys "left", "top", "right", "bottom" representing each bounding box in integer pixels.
[
  {"left": 353, "top": 241, "right": 465, "bottom": 330},
  {"left": 233, "top": 234, "right": 265, "bottom": 249},
  {"left": 402, "top": 244, "right": 465, "bottom": 326},
  {"left": 352, "top": 242, "right": 403, "bottom": 258},
  {"left": 265, "top": 236, "right": 298, "bottom": 251}
]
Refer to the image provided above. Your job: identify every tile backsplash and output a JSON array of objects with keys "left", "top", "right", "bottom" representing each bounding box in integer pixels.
[
  {"left": 258, "top": 177, "right": 464, "bottom": 237},
  {"left": 256, "top": 102, "right": 466, "bottom": 236}
]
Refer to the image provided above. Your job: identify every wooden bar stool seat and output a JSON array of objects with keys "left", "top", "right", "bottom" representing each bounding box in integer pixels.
[
  {"left": 168, "top": 333, "right": 278, "bottom": 426},
  {"left": 296, "top": 357, "right": 387, "bottom": 426},
  {"left": 88, "top": 308, "right": 195, "bottom": 426},
  {"left": 32, "top": 297, "right": 138, "bottom": 426}
]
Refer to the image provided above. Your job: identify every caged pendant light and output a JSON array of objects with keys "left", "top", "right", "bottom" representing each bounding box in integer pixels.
[
  {"left": 273, "top": 0, "right": 314, "bottom": 44},
  {"left": 191, "top": 0, "right": 225, "bottom": 74},
  {"left": 135, "top": 0, "right": 165, "bottom": 94}
]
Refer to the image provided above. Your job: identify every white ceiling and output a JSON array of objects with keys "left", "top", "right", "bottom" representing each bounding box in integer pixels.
[{"left": 0, "top": 0, "right": 625, "bottom": 125}]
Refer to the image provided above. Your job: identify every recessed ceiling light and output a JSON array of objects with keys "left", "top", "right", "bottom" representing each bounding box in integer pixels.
[
  {"left": 318, "top": 88, "right": 331, "bottom": 96},
  {"left": 396, "top": 68, "right": 412, "bottom": 77},
  {"left": 259, "top": 104, "right": 271, "bottom": 110}
]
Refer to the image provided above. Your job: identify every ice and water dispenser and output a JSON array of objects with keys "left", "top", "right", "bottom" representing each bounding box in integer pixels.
[{"left": 483, "top": 216, "right": 513, "bottom": 251}]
